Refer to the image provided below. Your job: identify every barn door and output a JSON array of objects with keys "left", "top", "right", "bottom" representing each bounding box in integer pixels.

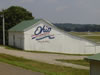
[
  {"left": 19, "top": 38, "right": 23, "bottom": 49},
  {"left": 13, "top": 35, "right": 15, "bottom": 46}
]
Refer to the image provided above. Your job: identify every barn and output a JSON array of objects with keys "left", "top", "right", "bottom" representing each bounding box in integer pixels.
[
  {"left": 8, "top": 19, "right": 100, "bottom": 54},
  {"left": 85, "top": 53, "right": 100, "bottom": 75}
]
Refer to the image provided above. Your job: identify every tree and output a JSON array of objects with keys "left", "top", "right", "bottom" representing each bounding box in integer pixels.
[{"left": 0, "top": 6, "right": 34, "bottom": 44}]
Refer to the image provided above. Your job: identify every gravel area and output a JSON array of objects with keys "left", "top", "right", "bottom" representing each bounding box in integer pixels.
[
  {"left": 0, "top": 47, "right": 89, "bottom": 70},
  {"left": 0, "top": 62, "right": 44, "bottom": 75}
]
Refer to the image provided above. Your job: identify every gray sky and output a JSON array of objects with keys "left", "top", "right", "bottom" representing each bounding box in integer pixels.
[{"left": 0, "top": 0, "right": 100, "bottom": 24}]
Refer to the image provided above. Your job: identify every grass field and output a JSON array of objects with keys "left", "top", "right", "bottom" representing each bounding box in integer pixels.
[
  {"left": 68, "top": 32, "right": 100, "bottom": 43},
  {"left": 68, "top": 32, "right": 100, "bottom": 35},
  {"left": 0, "top": 53, "right": 89, "bottom": 75},
  {"left": 56, "top": 59, "right": 89, "bottom": 67}
]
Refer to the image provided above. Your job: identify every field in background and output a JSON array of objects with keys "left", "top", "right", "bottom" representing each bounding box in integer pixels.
[{"left": 68, "top": 32, "right": 100, "bottom": 43}]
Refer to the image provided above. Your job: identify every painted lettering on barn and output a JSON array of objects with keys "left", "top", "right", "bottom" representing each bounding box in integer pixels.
[{"left": 32, "top": 25, "right": 55, "bottom": 40}]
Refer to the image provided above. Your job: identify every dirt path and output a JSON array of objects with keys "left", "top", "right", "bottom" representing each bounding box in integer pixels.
[
  {"left": 0, "top": 62, "right": 43, "bottom": 75},
  {"left": 0, "top": 47, "right": 89, "bottom": 70}
]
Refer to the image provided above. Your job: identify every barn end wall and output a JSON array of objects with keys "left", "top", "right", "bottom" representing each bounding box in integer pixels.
[
  {"left": 23, "top": 21, "right": 97, "bottom": 54},
  {"left": 90, "top": 61, "right": 100, "bottom": 75},
  {"left": 8, "top": 31, "right": 24, "bottom": 49}
]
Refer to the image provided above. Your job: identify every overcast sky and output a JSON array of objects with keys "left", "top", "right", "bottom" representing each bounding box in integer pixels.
[{"left": 0, "top": 0, "right": 100, "bottom": 24}]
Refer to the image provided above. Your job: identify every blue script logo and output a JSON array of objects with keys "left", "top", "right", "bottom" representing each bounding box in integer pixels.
[{"left": 32, "top": 25, "right": 55, "bottom": 40}]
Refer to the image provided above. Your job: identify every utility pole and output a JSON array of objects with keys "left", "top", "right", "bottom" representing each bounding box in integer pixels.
[{"left": 2, "top": 14, "right": 5, "bottom": 45}]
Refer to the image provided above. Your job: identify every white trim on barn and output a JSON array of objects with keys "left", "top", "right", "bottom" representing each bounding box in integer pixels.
[{"left": 8, "top": 19, "right": 100, "bottom": 54}]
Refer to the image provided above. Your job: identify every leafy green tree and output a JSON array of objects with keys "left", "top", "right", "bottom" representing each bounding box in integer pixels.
[{"left": 0, "top": 6, "right": 34, "bottom": 44}]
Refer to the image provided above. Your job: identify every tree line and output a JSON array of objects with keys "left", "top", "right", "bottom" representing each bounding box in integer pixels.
[
  {"left": 54, "top": 23, "right": 100, "bottom": 32},
  {"left": 0, "top": 6, "right": 34, "bottom": 44}
]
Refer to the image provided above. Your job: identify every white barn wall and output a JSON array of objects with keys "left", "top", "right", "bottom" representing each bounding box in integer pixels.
[
  {"left": 9, "top": 32, "right": 14, "bottom": 46},
  {"left": 9, "top": 32, "right": 24, "bottom": 49},
  {"left": 23, "top": 21, "right": 97, "bottom": 54},
  {"left": 95, "top": 46, "right": 100, "bottom": 53}
]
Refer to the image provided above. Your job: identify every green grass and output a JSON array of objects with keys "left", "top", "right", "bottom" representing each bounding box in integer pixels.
[
  {"left": 83, "top": 36, "right": 100, "bottom": 42},
  {"left": 68, "top": 32, "right": 100, "bottom": 43},
  {"left": 68, "top": 32, "right": 89, "bottom": 36},
  {"left": 0, "top": 53, "right": 89, "bottom": 75},
  {"left": 68, "top": 32, "right": 100, "bottom": 36},
  {"left": 84, "top": 36, "right": 100, "bottom": 39},
  {"left": 56, "top": 59, "right": 89, "bottom": 67}
]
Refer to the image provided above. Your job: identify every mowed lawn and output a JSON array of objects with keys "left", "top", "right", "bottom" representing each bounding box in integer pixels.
[
  {"left": 56, "top": 59, "right": 89, "bottom": 67},
  {"left": 0, "top": 53, "right": 89, "bottom": 75},
  {"left": 68, "top": 32, "right": 100, "bottom": 43}
]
